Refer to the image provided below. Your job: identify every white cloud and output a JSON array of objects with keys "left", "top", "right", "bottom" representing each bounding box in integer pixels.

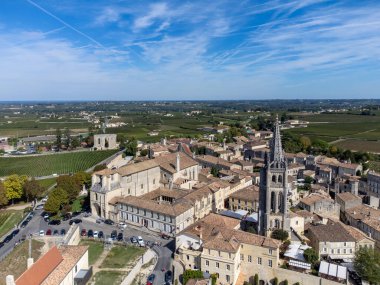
[{"left": 133, "top": 3, "right": 169, "bottom": 30}]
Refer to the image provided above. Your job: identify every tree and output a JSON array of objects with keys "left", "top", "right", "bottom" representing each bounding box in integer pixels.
[
  {"left": 125, "top": 137, "right": 138, "bottom": 157},
  {"left": 354, "top": 246, "right": 380, "bottom": 284},
  {"left": 140, "top": 149, "right": 148, "bottom": 157},
  {"left": 0, "top": 183, "right": 9, "bottom": 207},
  {"left": 56, "top": 128, "right": 62, "bottom": 148},
  {"left": 3, "top": 174, "right": 27, "bottom": 203},
  {"left": 303, "top": 248, "right": 319, "bottom": 265},
  {"left": 211, "top": 166, "right": 219, "bottom": 177},
  {"left": 273, "top": 277, "right": 278, "bottom": 285},
  {"left": 254, "top": 274, "right": 259, "bottom": 285},
  {"left": 299, "top": 136, "right": 311, "bottom": 150},
  {"left": 64, "top": 128, "right": 71, "bottom": 148},
  {"left": 74, "top": 171, "right": 92, "bottom": 189},
  {"left": 304, "top": 176, "right": 314, "bottom": 184},
  {"left": 271, "top": 229, "right": 289, "bottom": 241},
  {"left": 183, "top": 270, "right": 204, "bottom": 285},
  {"left": 56, "top": 175, "right": 81, "bottom": 202},
  {"left": 44, "top": 187, "right": 68, "bottom": 214},
  {"left": 24, "top": 179, "right": 45, "bottom": 202},
  {"left": 71, "top": 137, "right": 80, "bottom": 148}
]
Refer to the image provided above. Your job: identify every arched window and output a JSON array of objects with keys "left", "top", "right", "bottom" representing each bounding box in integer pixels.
[
  {"left": 270, "top": 192, "right": 275, "bottom": 212},
  {"left": 272, "top": 175, "right": 276, "bottom": 183},
  {"left": 278, "top": 175, "right": 282, "bottom": 183},
  {"left": 274, "top": 219, "right": 280, "bottom": 228},
  {"left": 278, "top": 192, "right": 283, "bottom": 212}
]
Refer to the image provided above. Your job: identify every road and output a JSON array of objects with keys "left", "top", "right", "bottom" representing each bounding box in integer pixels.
[{"left": 0, "top": 206, "right": 174, "bottom": 285}]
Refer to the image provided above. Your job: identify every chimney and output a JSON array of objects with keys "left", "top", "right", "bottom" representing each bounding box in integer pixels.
[
  {"left": 27, "top": 258, "right": 34, "bottom": 269},
  {"left": 176, "top": 153, "right": 180, "bottom": 173},
  {"left": 6, "top": 275, "right": 15, "bottom": 285}
]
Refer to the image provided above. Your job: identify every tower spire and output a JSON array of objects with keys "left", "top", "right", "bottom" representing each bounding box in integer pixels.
[{"left": 270, "top": 114, "right": 285, "bottom": 164}]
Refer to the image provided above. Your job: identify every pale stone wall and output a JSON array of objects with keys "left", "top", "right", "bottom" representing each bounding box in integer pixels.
[
  {"left": 94, "top": 134, "right": 117, "bottom": 150},
  {"left": 59, "top": 250, "right": 89, "bottom": 285}
]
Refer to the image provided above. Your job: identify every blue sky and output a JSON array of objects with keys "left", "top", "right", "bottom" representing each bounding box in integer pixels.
[{"left": 0, "top": 0, "right": 380, "bottom": 100}]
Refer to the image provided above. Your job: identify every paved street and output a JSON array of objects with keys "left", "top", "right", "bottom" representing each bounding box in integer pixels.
[{"left": 0, "top": 205, "right": 174, "bottom": 285}]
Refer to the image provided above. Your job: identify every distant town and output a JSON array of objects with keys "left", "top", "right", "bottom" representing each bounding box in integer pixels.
[{"left": 0, "top": 100, "right": 379, "bottom": 285}]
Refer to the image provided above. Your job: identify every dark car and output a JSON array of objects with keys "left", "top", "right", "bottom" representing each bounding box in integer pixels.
[
  {"left": 60, "top": 229, "right": 66, "bottom": 236},
  {"left": 0, "top": 242, "right": 4, "bottom": 248},
  {"left": 46, "top": 229, "right": 52, "bottom": 235},
  {"left": 147, "top": 274, "right": 156, "bottom": 285},
  {"left": 62, "top": 213, "right": 72, "bottom": 221},
  {"left": 111, "top": 230, "right": 117, "bottom": 240},
  {"left": 88, "top": 230, "right": 94, "bottom": 238},
  {"left": 53, "top": 229, "right": 59, "bottom": 236},
  {"left": 164, "top": 271, "right": 172, "bottom": 284},
  {"left": 48, "top": 219, "right": 61, "bottom": 226},
  {"left": 98, "top": 231, "right": 104, "bottom": 239},
  {"left": 130, "top": 236, "right": 138, "bottom": 244},
  {"left": 71, "top": 211, "right": 80, "bottom": 217},
  {"left": 104, "top": 219, "right": 115, "bottom": 225},
  {"left": 21, "top": 220, "right": 28, "bottom": 228},
  {"left": 4, "top": 235, "right": 13, "bottom": 243},
  {"left": 81, "top": 229, "right": 87, "bottom": 236},
  {"left": 69, "top": 218, "right": 82, "bottom": 225},
  {"left": 117, "top": 232, "right": 123, "bottom": 241},
  {"left": 12, "top": 229, "right": 20, "bottom": 237},
  {"left": 26, "top": 215, "right": 33, "bottom": 222}
]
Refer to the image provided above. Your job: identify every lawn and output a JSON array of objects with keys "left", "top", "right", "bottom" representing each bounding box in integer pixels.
[
  {"left": 0, "top": 150, "right": 117, "bottom": 177},
  {"left": 92, "top": 271, "right": 125, "bottom": 285},
  {"left": 334, "top": 139, "right": 380, "bottom": 153},
  {"left": 36, "top": 177, "right": 57, "bottom": 189},
  {"left": 79, "top": 240, "right": 104, "bottom": 265},
  {"left": 100, "top": 245, "right": 146, "bottom": 268},
  {"left": 0, "top": 239, "right": 44, "bottom": 285},
  {"left": 0, "top": 210, "right": 24, "bottom": 239}
]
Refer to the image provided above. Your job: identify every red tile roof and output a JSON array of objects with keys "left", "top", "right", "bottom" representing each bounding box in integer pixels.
[{"left": 16, "top": 246, "right": 63, "bottom": 285}]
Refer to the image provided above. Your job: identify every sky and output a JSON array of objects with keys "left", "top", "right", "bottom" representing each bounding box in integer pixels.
[{"left": 0, "top": 0, "right": 380, "bottom": 101}]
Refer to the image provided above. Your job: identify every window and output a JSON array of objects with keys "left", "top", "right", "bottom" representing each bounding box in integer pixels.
[
  {"left": 187, "top": 255, "right": 189, "bottom": 260},
  {"left": 141, "top": 184, "right": 143, "bottom": 189},
  {"left": 344, "top": 242, "right": 347, "bottom": 246},
  {"left": 269, "top": 249, "right": 273, "bottom": 255},
  {"left": 153, "top": 179, "right": 156, "bottom": 184},
  {"left": 258, "top": 257, "right": 262, "bottom": 265},
  {"left": 226, "top": 275, "right": 230, "bottom": 282},
  {"left": 75, "top": 265, "right": 78, "bottom": 273},
  {"left": 240, "top": 254, "right": 244, "bottom": 261},
  {"left": 218, "top": 251, "right": 221, "bottom": 257},
  {"left": 206, "top": 260, "right": 209, "bottom": 266},
  {"left": 337, "top": 249, "right": 340, "bottom": 254},
  {"left": 227, "top": 264, "right": 230, "bottom": 270},
  {"left": 331, "top": 249, "right": 334, "bottom": 254},
  {"left": 216, "top": 262, "right": 219, "bottom": 268},
  {"left": 128, "top": 188, "right": 131, "bottom": 195},
  {"left": 229, "top": 253, "right": 232, "bottom": 259},
  {"left": 248, "top": 255, "right": 252, "bottom": 262},
  {"left": 268, "top": 260, "right": 273, "bottom": 267},
  {"left": 344, "top": 249, "right": 346, "bottom": 254}
]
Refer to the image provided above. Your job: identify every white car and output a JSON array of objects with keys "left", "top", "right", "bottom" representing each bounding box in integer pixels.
[
  {"left": 41, "top": 197, "right": 48, "bottom": 203},
  {"left": 39, "top": 230, "right": 45, "bottom": 236},
  {"left": 137, "top": 236, "right": 145, "bottom": 247},
  {"left": 93, "top": 231, "right": 99, "bottom": 238},
  {"left": 119, "top": 222, "right": 127, "bottom": 229}
]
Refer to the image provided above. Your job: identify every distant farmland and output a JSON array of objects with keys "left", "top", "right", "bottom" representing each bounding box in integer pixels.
[{"left": 0, "top": 150, "right": 117, "bottom": 177}]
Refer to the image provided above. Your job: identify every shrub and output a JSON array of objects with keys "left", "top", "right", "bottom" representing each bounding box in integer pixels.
[
  {"left": 271, "top": 229, "right": 289, "bottom": 241},
  {"left": 273, "top": 277, "right": 278, "bottom": 285},
  {"left": 183, "top": 270, "right": 203, "bottom": 285},
  {"left": 254, "top": 274, "right": 259, "bottom": 285}
]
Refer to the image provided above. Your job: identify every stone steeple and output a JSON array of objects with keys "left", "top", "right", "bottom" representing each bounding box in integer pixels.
[{"left": 269, "top": 114, "right": 285, "bottom": 165}]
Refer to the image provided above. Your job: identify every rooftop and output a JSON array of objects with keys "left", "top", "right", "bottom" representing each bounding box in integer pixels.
[
  {"left": 306, "top": 221, "right": 356, "bottom": 242},
  {"left": 94, "top": 159, "right": 159, "bottom": 177},
  {"left": 229, "top": 185, "right": 259, "bottom": 202}
]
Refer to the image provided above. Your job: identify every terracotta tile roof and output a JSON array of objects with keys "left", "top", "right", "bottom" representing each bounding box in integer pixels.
[
  {"left": 155, "top": 152, "right": 198, "bottom": 174},
  {"left": 95, "top": 159, "right": 159, "bottom": 176},
  {"left": 180, "top": 213, "right": 280, "bottom": 250},
  {"left": 343, "top": 224, "right": 374, "bottom": 242},
  {"left": 197, "top": 155, "right": 237, "bottom": 169},
  {"left": 229, "top": 185, "right": 259, "bottom": 202},
  {"left": 16, "top": 246, "right": 63, "bottom": 285},
  {"left": 336, "top": 192, "right": 361, "bottom": 202},
  {"left": 294, "top": 210, "right": 314, "bottom": 218},
  {"left": 300, "top": 193, "right": 332, "bottom": 206},
  {"left": 306, "top": 221, "right": 356, "bottom": 242},
  {"left": 41, "top": 245, "right": 88, "bottom": 285}
]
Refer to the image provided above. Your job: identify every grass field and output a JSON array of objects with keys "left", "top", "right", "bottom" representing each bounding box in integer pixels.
[
  {"left": 0, "top": 150, "right": 117, "bottom": 177},
  {"left": 100, "top": 245, "right": 145, "bottom": 268},
  {"left": 80, "top": 240, "right": 104, "bottom": 265},
  {"left": 37, "top": 177, "right": 57, "bottom": 189},
  {"left": 92, "top": 271, "right": 126, "bottom": 285},
  {"left": 0, "top": 239, "right": 44, "bottom": 285},
  {"left": 0, "top": 210, "right": 24, "bottom": 239}
]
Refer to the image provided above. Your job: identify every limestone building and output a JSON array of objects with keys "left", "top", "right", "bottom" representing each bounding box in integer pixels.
[
  {"left": 259, "top": 117, "right": 291, "bottom": 236},
  {"left": 93, "top": 134, "right": 117, "bottom": 150}
]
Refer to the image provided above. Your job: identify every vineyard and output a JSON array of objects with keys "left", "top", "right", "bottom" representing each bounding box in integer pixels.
[{"left": 0, "top": 150, "right": 117, "bottom": 177}]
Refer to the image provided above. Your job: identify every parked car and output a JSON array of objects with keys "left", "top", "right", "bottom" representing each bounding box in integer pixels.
[
  {"left": 35, "top": 204, "right": 44, "bottom": 210},
  {"left": 83, "top": 212, "right": 91, "bottom": 217},
  {"left": 46, "top": 229, "right": 52, "bottom": 235},
  {"left": 21, "top": 220, "right": 29, "bottom": 228},
  {"left": 164, "top": 271, "right": 172, "bottom": 284},
  {"left": 130, "top": 236, "right": 138, "bottom": 244},
  {"left": 117, "top": 232, "right": 123, "bottom": 241},
  {"left": 96, "top": 218, "right": 104, "bottom": 224},
  {"left": 104, "top": 219, "right": 115, "bottom": 225},
  {"left": 111, "top": 230, "right": 117, "bottom": 240},
  {"left": 60, "top": 229, "right": 66, "bottom": 236},
  {"left": 12, "top": 229, "right": 20, "bottom": 237},
  {"left": 81, "top": 229, "right": 87, "bottom": 236},
  {"left": 62, "top": 213, "right": 72, "bottom": 221},
  {"left": 71, "top": 211, "right": 80, "bottom": 217},
  {"left": 0, "top": 242, "right": 4, "bottom": 248},
  {"left": 87, "top": 230, "right": 94, "bottom": 238},
  {"left": 119, "top": 222, "right": 127, "bottom": 229},
  {"left": 41, "top": 197, "right": 48, "bottom": 203},
  {"left": 161, "top": 233, "right": 170, "bottom": 240},
  {"left": 93, "top": 231, "right": 99, "bottom": 238},
  {"left": 69, "top": 218, "right": 82, "bottom": 225},
  {"left": 4, "top": 235, "right": 13, "bottom": 243},
  {"left": 147, "top": 274, "right": 156, "bottom": 285},
  {"left": 48, "top": 219, "right": 61, "bottom": 225},
  {"left": 39, "top": 230, "right": 45, "bottom": 236},
  {"left": 137, "top": 236, "right": 145, "bottom": 247},
  {"left": 53, "top": 229, "right": 59, "bottom": 236},
  {"left": 98, "top": 231, "right": 104, "bottom": 239},
  {"left": 43, "top": 214, "right": 50, "bottom": 220}
]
